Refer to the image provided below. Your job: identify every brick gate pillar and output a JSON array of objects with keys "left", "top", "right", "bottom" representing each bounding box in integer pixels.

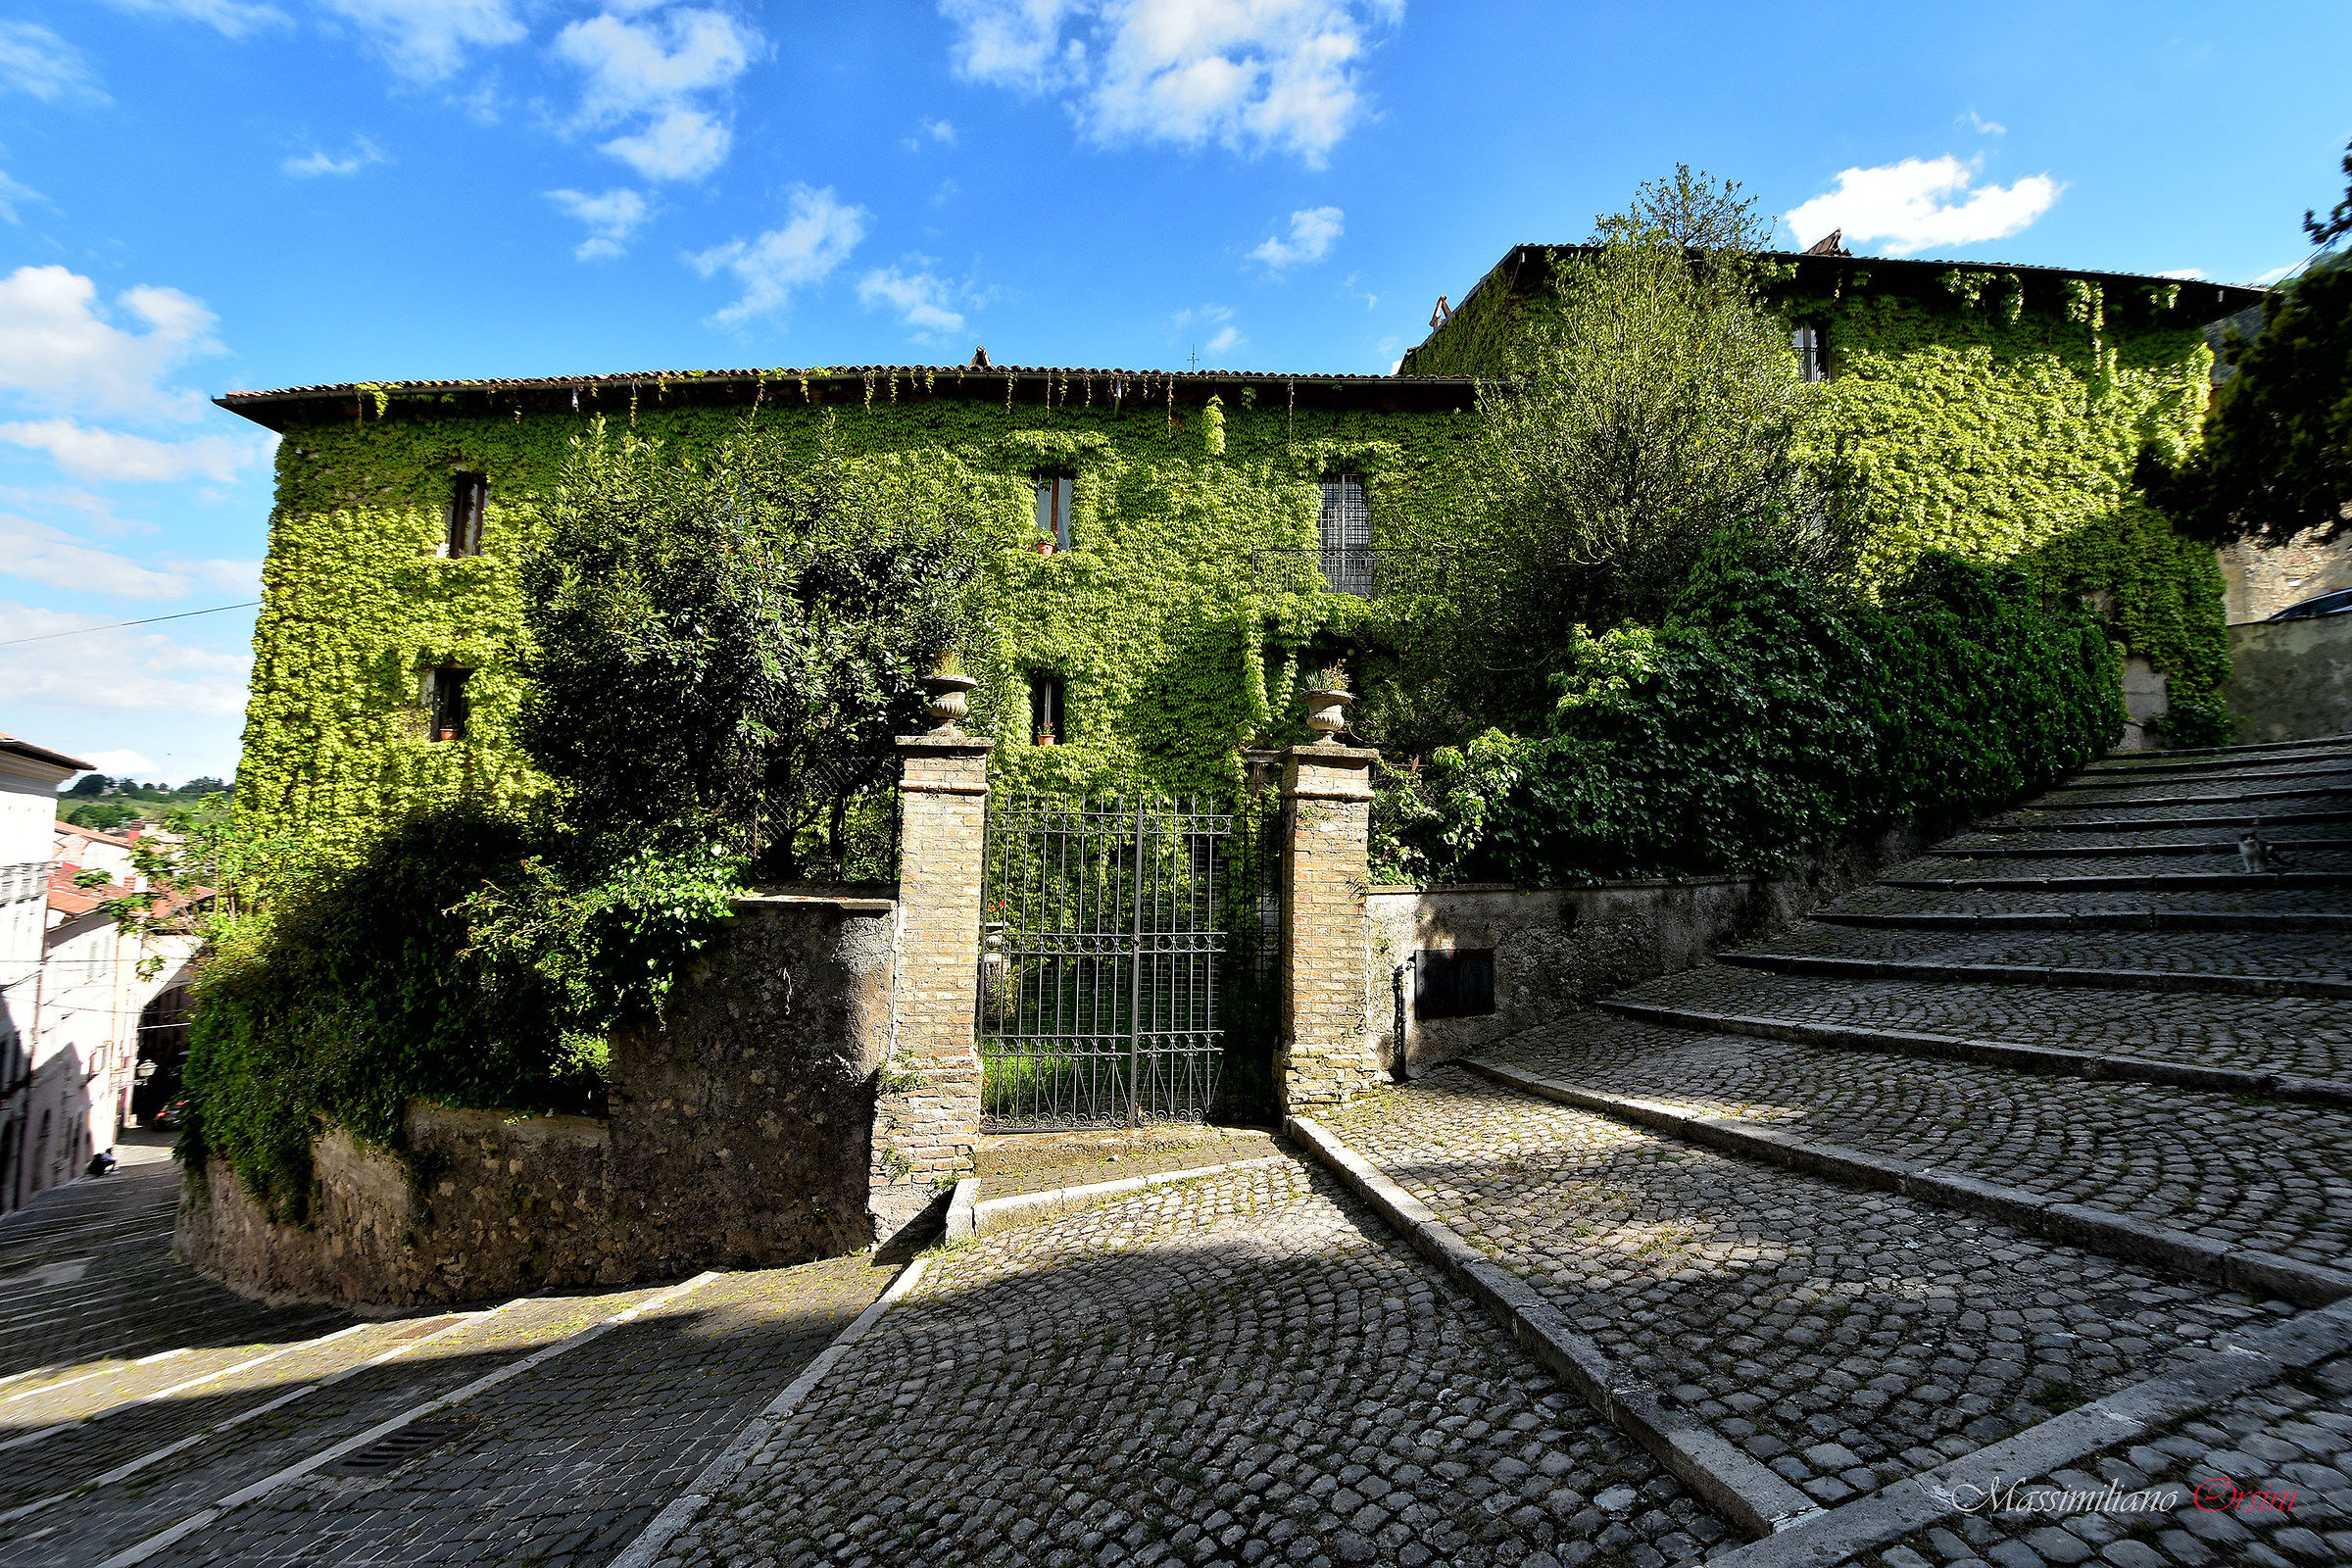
[
  {"left": 875, "top": 730, "right": 992, "bottom": 1234},
  {"left": 1278, "top": 740, "right": 1380, "bottom": 1111}
]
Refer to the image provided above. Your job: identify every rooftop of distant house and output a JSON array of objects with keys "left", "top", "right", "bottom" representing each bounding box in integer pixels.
[{"left": 0, "top": 733, "right": 95, "bottom": 774}]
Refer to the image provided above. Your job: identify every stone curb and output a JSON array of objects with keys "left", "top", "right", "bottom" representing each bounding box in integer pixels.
[
  {"left": 1925, "top": 838, "right": 2350, "bottom": 860},
  {"left": 2039, "top": 783, "right": 2352, "bottom": 809},
  {"left": 967, "top": 1155, "right": 1292, "bottom": 1236},
  {"left": 1595, "top": 998, "right": 2352, "bottom": 1107},
  {"left": 944, "top": 1177, "right": 978, "bottom": 1241},
  {"left": 2056, "top": 761, "right": 2352, "bottom": 789},
  {"left": 1714, "top": 949, "right": 2352, "bottom": 1003},
  {"left": 2081, "top": 751, "right": 2352, "bottom": 780},
  {"left": 1881, "top": 871, "right": 2352, "bottom": 892},
  {"left": 1284, "top": 1114, "right": 1826, "bottom": 1542},
  {"left": 1983, "top": 808, "right": 2352, "bottom": 833},
  {"left": 607, "top": 1257, "right": 932, "bottom": 1568},
  {"left": 1815, "top": 911, "right": 2352, "bottom": 934},
  {"left": 1457, "top": 1059, "right": 2352, "bottom": 1309},
  {"left": 1701, "top": 1294, "right": 2352, "bottom": 1567}
]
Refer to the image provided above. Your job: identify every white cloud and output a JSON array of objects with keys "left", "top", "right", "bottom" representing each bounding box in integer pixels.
[
  {"left": 84, "top": 749, "right": 160, "bottom": 778},
  {"left": 1341, "top": 270, "right": 1375, "bottom": 309},
  {"left": 905, "top": 116, "right": 957, "bottom": 151},
  {"left": 2252, "top": 262, "right": 2301, "bottom": 287},
  {"left": 0, "top": 170, "right": 43, "bottom": 223},
  {"left": 0, "top": 514, "right": 255, "bottom": 599},
  {"left": 2155, "top": 268, "right": 2207, "bottom": 281},
  {"left": 0, "top": 267, "right": 221, "bottom": 421},
  {"left": 0, "top": 602, "right": 251, "bottom": 718},
  {"left": 1962, "top": 110, "right": 2006, "bottom": 136},
  {"left": 942, "top": 0, "right": 1398, "bottom": 167},
  {"left": 858, "top": 268, "right": 967, "bottom": 335},
  {"left": 548, "top": 186, "right": 652, "bottom": 260},
  {"left": 1250, "top": 204, "right": 1342, "bottom": 270},
  {"left": 95, "top": 0, "right": 289, "bottom": 39},
  {"left": 601, "top": 108, "right": 729, "bottom": 181},
  {"left": 556, "top": 8, "right": 757, "bottom": 182},
  {"left": 1172, "top": 302, "right": 1246, "bottom": 360},
  {"left": 282, "top": 136, "right": 390, "bottom": 177},
  {"left": 690, "top": 186, "right": 868, "bottom": 326},
  {"left": 0, "top": 420, "right": 263, "bottom": 483},
  {"left": 0, "top": 22, "right": 107, "bottom": 105},
  {"left": 314, "top": 0, "right": 525, "bottom": 84},
  {"left": 1785, "top": 155, "right": 2064, "bottom": 257}
]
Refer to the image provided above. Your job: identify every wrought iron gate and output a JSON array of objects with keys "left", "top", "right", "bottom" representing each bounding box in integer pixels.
[{"left": 976, "top": 794, "right": 1277, "bottom": 1127}]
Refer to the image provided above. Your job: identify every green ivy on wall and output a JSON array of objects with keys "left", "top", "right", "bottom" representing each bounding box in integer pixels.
[
  {"left": 1401, "top": 257, "right": 2232, "bottom": 709},
  {"left": 240, "top": 382, "right": 1484, "bottom": 849}
]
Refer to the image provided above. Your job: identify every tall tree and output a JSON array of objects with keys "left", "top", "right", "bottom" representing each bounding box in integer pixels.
[
  {"left": 2180, "top": 143, "right": 2352, "bottom": 549},
  {"left": 518, "top": 418, "right": 987, "bottom": 879}
]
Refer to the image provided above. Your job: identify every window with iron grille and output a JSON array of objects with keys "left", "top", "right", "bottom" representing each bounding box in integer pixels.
[
  {"left": 445, "top": 472, "right": 488, "bottom": 557},
  {"left": 425, "top": 666, "right": 471, "bottom": 741},
  {"left": 1791, "top": 322, "right": 1831, "bottom": 383},
  {"left": 1414, "top": 949, "right": 1494, "bottom": 1019},
  {"left": 1033, "top": 472, "right": 1074, "bottom": 551},
  {"left": 1028, "top": 671, "right": 1065, "bottom": 745},
  {"left": 1317, "top": 473, "right": 1370, "bottom": 594}
]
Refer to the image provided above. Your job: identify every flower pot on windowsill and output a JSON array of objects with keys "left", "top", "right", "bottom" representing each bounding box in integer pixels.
[
  {"left": 1034, "top": 538, "right": 1057, "bottom": 557},
  {"left": 437, "top": 727, "right": 460, "bottom": 743},
  {"left": 1034, "top": 730, "right": 1056, "bottom": 747}
]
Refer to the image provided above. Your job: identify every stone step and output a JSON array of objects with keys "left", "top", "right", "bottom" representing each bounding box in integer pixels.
[
  {"left": 1832, "top": 882, "right": 2352, "bottom": 919},
  {"left": 1716, "top": 949, "right": 2352, "bottom": 1003},
  {"left": 2111, "top": 730, "right": 2352, "bottom": 760},
  {"left": 1749, "top": 918, "right": 2352, "bottom": 974},
  {"left": 1924, "top": 837, "right": 2352, "bottom": 858},
  {"left": 1312, "top": 1071, "right": 2286, "bottom": 1525},
  {"left": 2054, "top": 763, "right": 2352, "bottom": 793},
  {"left": 2032, "top": 782, "right": 2352, "bottom": 811},
  {"left": 1815, "top": 908, "right": 2352, "bottom": 933},
  {"left": 1597, "top": 996, "right": 2352, "bottom": 1105},
  {"left": 2082, "top": 749, "right": 2352, "bottom": 779},
  {"left": 1881, "top": 869, "right": 2352, "bottom": 892},
  {"left": 1614, "top": 962, "right": 2351, "bottom": 1085},
  {"left": 1975, "top": 808, "right": 2352, "bottom": 833},
  {"left": 1477, "top": 1013, "right": 2352, "bottom": 1285}
]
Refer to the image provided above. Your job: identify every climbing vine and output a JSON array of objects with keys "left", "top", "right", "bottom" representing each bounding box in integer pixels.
[{"left": 1403, "top": 257, "right": 2232, "bottom": 709}]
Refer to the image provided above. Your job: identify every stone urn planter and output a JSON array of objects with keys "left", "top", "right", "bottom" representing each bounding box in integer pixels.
[
  {"left": 1303, "top": 674, "right": 1354, "bottom": 743},
  {"left": 923, "top": 657, "right": 978, "bottom": 733}
]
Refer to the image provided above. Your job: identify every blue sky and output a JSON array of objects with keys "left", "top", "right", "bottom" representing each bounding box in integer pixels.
[{"left": 0, "top": 0, "right": 2346, "bottom": 783}]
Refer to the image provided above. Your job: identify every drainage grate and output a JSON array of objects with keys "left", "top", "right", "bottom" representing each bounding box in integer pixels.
[{"left": 323, "top": 1420, "right": 462, "bottom": 1476}]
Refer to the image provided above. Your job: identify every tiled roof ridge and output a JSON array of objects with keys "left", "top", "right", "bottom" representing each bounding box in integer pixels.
[{"left": 219, "top": 363, "right": 1469, "bottom": 403}]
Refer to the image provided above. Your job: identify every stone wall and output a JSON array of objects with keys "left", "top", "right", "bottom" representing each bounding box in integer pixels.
[
  {"left": 1277, "top": 744, "right": 1380, "bottom": 1110},
  {"left": 1363, "top": 829, "right": 1919, "bottom": 1079},
  {"left": 2223, "top": 613, "right": 2352, "bottom": 745},
  {"left": 178, "top": 893, "right": 898, "bottom": 1309},
  {"left": 2217, "top": 529, "right": 2352, "bottom": 625}
]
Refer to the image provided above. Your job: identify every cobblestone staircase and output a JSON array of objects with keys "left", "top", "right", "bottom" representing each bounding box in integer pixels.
[{"left": 1308, "top": 732, "right": 2352, "bottom": 1566}]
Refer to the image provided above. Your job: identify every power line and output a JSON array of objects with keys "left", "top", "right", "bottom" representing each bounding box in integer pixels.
[{"left": 0, "top": 602, "right": 261, "bottom": 649}]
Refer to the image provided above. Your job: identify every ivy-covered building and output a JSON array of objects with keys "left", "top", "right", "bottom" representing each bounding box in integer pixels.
[{"left": 217, "top": 249, "right": 2261, "bottom": 847}]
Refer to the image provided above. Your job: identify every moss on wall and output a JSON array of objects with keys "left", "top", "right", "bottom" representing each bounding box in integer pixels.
[{"left": 240, "top": 383, "right": 1481, "bottom": 847}]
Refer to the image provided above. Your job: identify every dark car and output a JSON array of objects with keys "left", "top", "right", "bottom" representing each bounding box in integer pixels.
[
  {"left": 2266, "top": 587, "right": 2352, "bottom": 622},
  {"left": 150, "top": 1096, "right": 189, "bottom": 1129}
]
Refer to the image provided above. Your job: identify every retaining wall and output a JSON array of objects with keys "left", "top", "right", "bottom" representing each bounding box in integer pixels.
[
  {"left": 2224, "top": 613, "right": 2352, "bottom": 745},
  {"left": 1363, "top": 829, "right": 1919, "bottom": 1078},
  {"left": 178, "top": 893, "right": 897, "bottom": 1309}
]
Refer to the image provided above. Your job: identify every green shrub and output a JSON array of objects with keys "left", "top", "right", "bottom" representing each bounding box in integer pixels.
[{"left": 1375, "top": 545, "right": 2124, "bottom": 886}]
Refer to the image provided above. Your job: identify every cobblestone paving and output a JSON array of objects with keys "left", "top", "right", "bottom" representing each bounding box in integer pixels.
[
  {"left": 1, "top": 1287, "right": 666, "bottom": 1566},
  {"left": 1738, "top": 924, "right": 2352, "bottom": 986},
  {"left": 1936, "top": 826, "right": 2352, "bottom": 854},
  {"left": 0, "top": 1157, "right": 349, "bottom": 1389},
  {"left": 111, "top": 1258, "right": 889, "bottom": 1568},
  {"left": 1319, "top": 1071, "right": 2272, "bottom": 1510},
  {"left": 1484, "top": 1017, "right": 2352, "bottom": 1270},
  {"left": 1883, "top": 1351, "right": 2352, "bottom": 1567},
  {"left": 657, "top": 1158, "right": 1735, "bottom": 1568},
  {"left": 2049, "top": 770, "right": 2352, "bottom": 807},
  {"left": 1619, "top": 965, "right": 2352, "bottom": 1082},
  {"left": 976, "top": 1124, "right": 1284, "bottom": 1201}
]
